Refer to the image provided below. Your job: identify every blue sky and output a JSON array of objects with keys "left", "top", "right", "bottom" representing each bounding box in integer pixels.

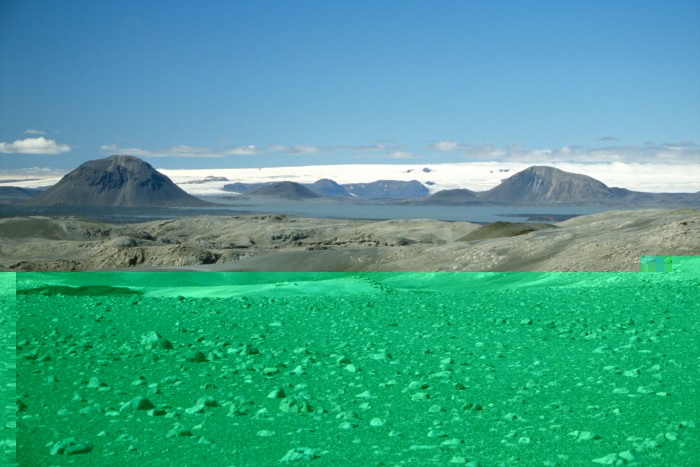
[{"left": 1, "top": 0, "right": 699, "bottom": 170}]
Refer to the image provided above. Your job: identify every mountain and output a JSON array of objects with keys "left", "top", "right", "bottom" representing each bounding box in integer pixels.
[
  {"left": 419, "top": 188, "right": 479, "bottom": 205},
  {"left": 342, "top": 180, "right": 429, "bottom": 199},
  {"left": 480, "top": 166, "right": 616, "bottom": 205},
  {"left": 182, "top": 176, "right": 229, "bottom": 184},
  {"left": 248, "top": 181, "right": 322, "bottom": 200},
  {"left": 0, "top": 187, "right": 43, "bottom": 199},
  {"left": 607, "top": 187, "right": 695, "bottom": 206},
  {"left": 24, "top": 155, "right": 209, "bottom": 207},
  {"left": 222, "top": 182, "right": 266, "bottom": 194},
  {"left": 305, "top": 179, "right": 352, "bottom": 197}
]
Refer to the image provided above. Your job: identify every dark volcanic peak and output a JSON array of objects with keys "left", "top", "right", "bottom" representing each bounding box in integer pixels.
[
  {"left": 481, "top": 166, "right": 614, "bottom": 205},
  {"left": 306, "top": 179, "right": 352, "bottom": 197},
  {"left": 342, "top": 180, "right": 429, "bottom": 199},
  {"left": 24, "top": 155, "right": 208, "bottom": 207},
  {"left": 248, "top": 181, "right": 322, "bottom": 200}
]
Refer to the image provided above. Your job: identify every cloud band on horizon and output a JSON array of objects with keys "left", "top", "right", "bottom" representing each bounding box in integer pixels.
[{"left": 431, "top": 141, "right": 700, "bottom": 164}]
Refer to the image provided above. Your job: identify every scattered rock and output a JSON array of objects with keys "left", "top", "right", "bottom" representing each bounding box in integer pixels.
[
  {"left": 183, "top": 349, "right": 207, "bottom": 363},
  {"left": 49, "top": 437, "right": 93, "bottom": 455},
  {"left": 120, "top": 396, "right": 155, "bottom": 412},
  {"left": 370, "top": 418, "right": 385, "bottom": 427},
  {"left": 280, "top": 395, "right": 314, "bottom": 413},
  {"left": 165, "top": 423, "right": 193, "bottom": 438},
  {"left": 280, "top": 447, "right": 319, "bottom": 462},
  {"left": 141, "top": 331, "right": 173, "bottom": 350},
  {"left": 185, "top": 396, "right": 218, "bottom": 414},
  {"left": 267, "top": 388, "right": 286, "bottom": 399}
]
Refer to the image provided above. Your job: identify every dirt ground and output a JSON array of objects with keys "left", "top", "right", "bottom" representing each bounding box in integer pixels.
[{"left": 1, "top": 209, "right": 698, "bottom": 272}]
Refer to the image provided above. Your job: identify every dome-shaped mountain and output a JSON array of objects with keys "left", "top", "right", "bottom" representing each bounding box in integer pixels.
[
  {"left": 24, "top": 155, "right": 208, "bottom": 207},
  {"left": 306, "top": 179, "right": 352, "bottom": 197},
  {"left": 248, "top": 181, "right": 322, "bottom": 200},
  {"left": 480, "top": 166, "right": 615, "bottom": 205}
]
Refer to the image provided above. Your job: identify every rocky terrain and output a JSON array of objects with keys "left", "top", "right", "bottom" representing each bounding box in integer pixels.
[
  {"left": 0, "top": 274, "right": 16, "bottom": 465},
  {"left": 10, "top": 267, "right": 700, "bottom": 465},
  {"left": 0, "top": 209, "right": 698, "bottom": 272}
]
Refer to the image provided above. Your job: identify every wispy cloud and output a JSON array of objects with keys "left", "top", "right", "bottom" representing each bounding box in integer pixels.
[
  {"left": 431, "top": 141, "right": 700, "bottom": 164},
  {"left": 333, "top": 143, "right": 396, "bottom": 152},
  {"left": 433, "top": 141, "right": 460, "bottom": 152},
  {"left": 388, "top": 151, "right": 419, "bottom": 159},
  {"left": 0, "top": 137, "right": 70, "bottom": 155},
  {"left": 268, "top": 145, "right": 320, "bottom": 155},
  {"left": 598, "top": 136, "right": 619, "bottom": 142},
  {"left": 100, "top": 144, "right": 258, "bottom": 158},
  {"left": 24, "top": 129, "right": 46, "bottom": 135},
  {"left": 101, "top": 142, "right": 403, "bottom": 158}
]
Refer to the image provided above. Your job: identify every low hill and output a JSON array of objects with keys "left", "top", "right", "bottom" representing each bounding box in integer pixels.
[
  {"left": 248, "top": 181, "right": 322, "bottom": 200},
  {"left": 419, "top": 188, "right": 480, "bottom": 205},
  {"left": 0, "top": 186, "right": 42, "bottom": 199},
  {"left": 456, "top": 221, "right": 558, "bottom": 242}
]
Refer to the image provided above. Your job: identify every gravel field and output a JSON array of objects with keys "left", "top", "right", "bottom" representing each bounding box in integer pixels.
[{"left": 9, "top": 266, "right": 700, "bottom": 466}]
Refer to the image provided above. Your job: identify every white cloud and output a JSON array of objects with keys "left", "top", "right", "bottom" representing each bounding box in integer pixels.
[
  {"left": 388, "top": 151, "right": 418, "bottom": 159},
  {"left": 268, "top": 145, "right": 321, "bottom": 155},
  {"left": 432, "top": 141, "right": 700, "bottom": 164},
  {"left": 100, "top": 144, "right": 258, "bottom": 158},
  {"left": 0, "top": 137, "right": 70, "bottom": 155},
  {"left": 24, "top": 129, "right": 46, "bottom": 135},
  {"left": 433, "top": 141, "right": 460, "bottom": 152}
]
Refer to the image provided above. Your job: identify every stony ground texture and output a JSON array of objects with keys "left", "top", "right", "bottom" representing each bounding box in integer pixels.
[
  {"left": 1, "top": 209, "right": 699, "bottom": 272},
  {"left": 1, "top": 274, "right": 16, "bottom": 466},
  {"left": 13, "top": 268, "right": 700, "bottom": 466}
]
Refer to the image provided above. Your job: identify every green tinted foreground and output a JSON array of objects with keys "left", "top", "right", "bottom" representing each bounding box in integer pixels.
[
  {"left": 1, "top": 273, "right": 16, "bottom": 465},
  {"left": 10, "top": 263, "right": 700, "bottom": 466}
]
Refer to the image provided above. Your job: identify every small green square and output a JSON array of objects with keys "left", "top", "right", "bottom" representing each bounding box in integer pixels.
[{"left": 640, "top": 256, "right": 672, "bottom": 272}]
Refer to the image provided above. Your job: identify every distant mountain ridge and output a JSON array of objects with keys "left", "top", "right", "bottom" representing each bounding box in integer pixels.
[
  {"left": 223, "top": 179, "right": 429, "bottom": 199},
  {"left": 13, "top": 157, "right": 700, "bottom": 208},
  {"left": 0, "top": 187, "right": 43, "bottom": 199},
  {"left": 24, "top": 155, "right": 209, "bottom": 207},
  {"left": 342, "top": 180, "right": 429, "bottom": 199}
]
